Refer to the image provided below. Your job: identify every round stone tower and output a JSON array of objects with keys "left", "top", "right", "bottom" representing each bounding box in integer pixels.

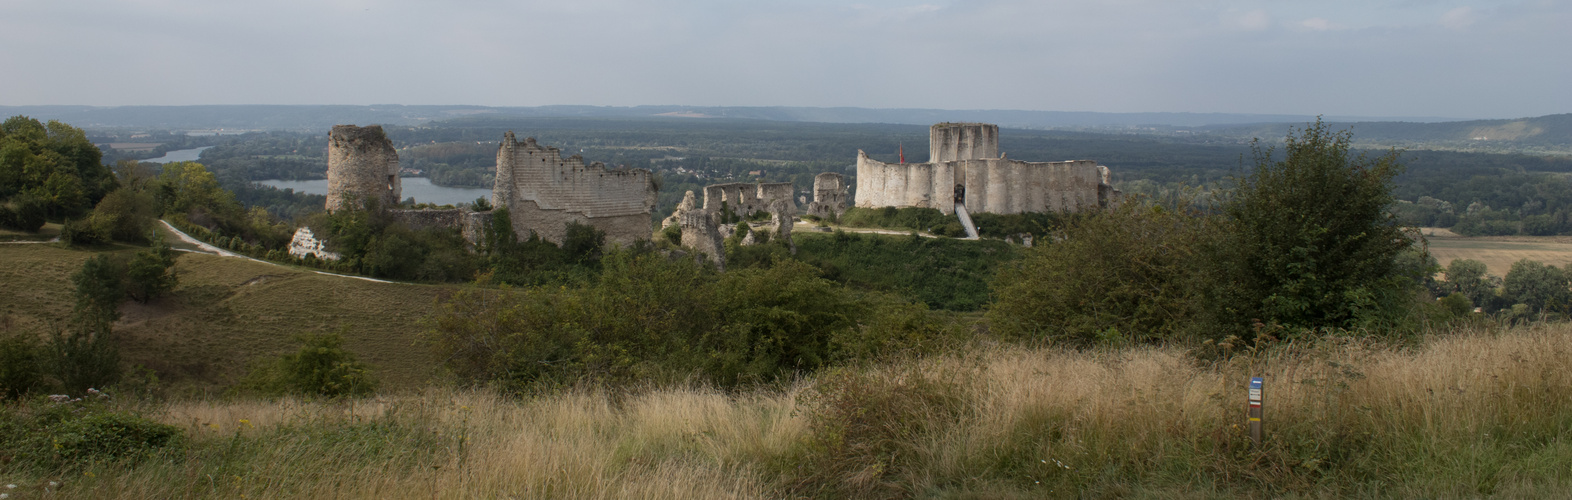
[
  {"left": 929, "top": 123, "right": 999, "bottom": 163},
  {"left": 327, "top": 124, "right": 401, "bottom": 211}
]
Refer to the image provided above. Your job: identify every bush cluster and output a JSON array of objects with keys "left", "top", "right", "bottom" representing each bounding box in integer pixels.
[
  {"left": 236, "top": 330, "right": 377, "bottom": 398},
  {"left": 991, "top": 121, "right": 1427, "bottom": 345},
  {"left": 0, "top": 392, "right": 184, "bottom": 470},
  {"left": 427, "top": 250, "right": 960, "bottom": 390}
]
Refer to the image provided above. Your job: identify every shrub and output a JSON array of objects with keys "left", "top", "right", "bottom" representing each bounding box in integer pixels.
[
  {"left": 125, "top": 233, "right": 179, "bottom": 303},
  {"left": 428, "top": 250, "right": 934, "bottom": 390},
  {"left": 989, "top": 202, "right": 1220, "bottom": 345},
  {"left": 48, "top": 326, "right": 122, "bottom": 395},
  {"left": 238, "top": 329, "right": 377, "bottom": 398},
  {"left": 0, "top": 332, "right": 43, "bottom": 399},
  {"left": 0, "top": 393, "right": 183, "bottom": 469},
  {"left": 838, "top": 206, "right": 955, "bottom": 233},
  {"left": 59, "top": 214, "right": 112, "bottom": 246},
  {"left": 0, "top": 195, "right": 48, "bottom": 232}
]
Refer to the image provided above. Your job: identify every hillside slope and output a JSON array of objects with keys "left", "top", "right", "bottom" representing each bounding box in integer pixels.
[{"left": 0, "top": 244, "right": 451, "bottom": 393}]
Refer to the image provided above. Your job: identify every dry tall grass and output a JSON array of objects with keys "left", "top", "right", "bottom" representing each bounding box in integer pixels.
[{"left": 13, "top": 325, "right": 1572, "bottom": 498}]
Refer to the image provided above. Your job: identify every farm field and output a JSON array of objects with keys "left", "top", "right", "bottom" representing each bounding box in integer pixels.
[{"left": 1424, "top": 230, "right": 1572, "bottom": 276}]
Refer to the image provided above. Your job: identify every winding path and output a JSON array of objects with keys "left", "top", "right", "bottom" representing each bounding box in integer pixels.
[{"left": 159, "top": 220, "right": 394, "bottom": 284}]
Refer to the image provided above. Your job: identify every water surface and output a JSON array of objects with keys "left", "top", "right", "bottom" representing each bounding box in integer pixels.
[{"left": 257, "top": 177, "right": 491, "bottom": 206}]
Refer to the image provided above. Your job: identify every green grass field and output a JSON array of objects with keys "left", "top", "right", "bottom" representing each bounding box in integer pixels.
[{"left": 0, "top": 243, "right": 451, "bottom": 394}]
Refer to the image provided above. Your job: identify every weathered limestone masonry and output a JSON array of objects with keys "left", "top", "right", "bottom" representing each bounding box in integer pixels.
[
  {"left": 855, "top": 122, "right": 1119, "bottom": 215},
  {"left": 701, "top": 182, "right": 795, "bottom": 218},
  {"left": 672, "top": 191, "right": 726, "bottom": 271},
  {"left": 807, "top": 172, "right": 849, "bottom": 219},
  {"left": 493, "top": 132, "right": 657, "bottom": 246},
  {"left": 327, "top": 125, "right": 401, "bottom": 211},
  {"left": 665, "top": 181, "right": 801, "bottom": 268}
]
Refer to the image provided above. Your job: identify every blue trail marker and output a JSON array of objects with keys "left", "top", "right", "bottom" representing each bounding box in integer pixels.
[{"left": 1248, "top": 377, "right": 1264, "bottom": 447}]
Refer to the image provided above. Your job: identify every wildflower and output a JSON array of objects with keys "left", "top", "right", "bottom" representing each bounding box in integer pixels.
[
  {"left": 49, "top": 481, "right": 59, "bottom": 487},
  {"left": 49, "top": 394, "right": 70, "bottom": 402},
  {"left": 239, "top": 419, "right": 253, "bottom": 428},
  {"left": 2, "top": 492, "right": 9, "bottom": 499}
]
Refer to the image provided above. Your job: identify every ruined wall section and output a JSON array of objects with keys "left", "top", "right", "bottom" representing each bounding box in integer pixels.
[
  {"left": 808, "top": 172, "right": 849, "bottom": 219},
  {"left": 856, "top": 153, "right": 1111, "bottom": 215},
  {"left": 327, "top": 125, "right": 401, "bottom": 211},
  {"left": 493, "top": 132, "right": 657, "bottom": 246},
  {"left": 700, "top": 182, "right": 794, "bottom": 218}
]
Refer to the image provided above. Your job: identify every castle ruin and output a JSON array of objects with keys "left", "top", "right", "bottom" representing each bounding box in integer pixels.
[
  {"left": 326, "top": 125, "right": 401, "bottom": 211},
  {"left": 807, "top": 172, "right": 849, "bottom": 219},
  {"left": 856, "top": 123, "right": 1117, "bottom": 216},
  {"left": 666, "top": 181, "right": 801, "bottom": 268},
  {"left": 492, "top": 132, "right": 657, "bottom": 247}
]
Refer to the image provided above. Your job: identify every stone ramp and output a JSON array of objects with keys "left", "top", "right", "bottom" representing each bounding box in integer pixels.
[{"left": 954, "top": 202, "right": 980, "bottom": 240}]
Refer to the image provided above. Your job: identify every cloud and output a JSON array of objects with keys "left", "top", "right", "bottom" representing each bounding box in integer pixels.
[
  {"left": 1300, "top": 17, "right": 1333, "bottom": 31},
  {"left": 1231, "top": 9, "right": 1273, "bottom": 31},
  {"left": 0, "top": 0, "right": 1567, "bottom": 118},
  {"left": 1441, "top": 6, "right": 1476, "bottom": 29}
]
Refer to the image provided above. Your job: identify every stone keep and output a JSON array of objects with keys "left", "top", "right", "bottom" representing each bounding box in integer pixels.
[
  {"left": 492, "top": 132, "right": 657, "bottom": 246},
  {"left": 855, "top": 122, "right": 1118, "bottom": 215},
  {"left": 327, "top": 124, "right": 401, "bottom": 211}
]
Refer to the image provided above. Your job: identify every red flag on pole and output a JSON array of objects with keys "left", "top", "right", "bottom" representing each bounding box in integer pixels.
[{"left": 899, "top": 142, "right": 905, "bottom": 164}]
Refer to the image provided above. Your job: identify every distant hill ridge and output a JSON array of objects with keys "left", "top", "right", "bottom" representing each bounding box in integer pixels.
[
  {"left": 1202, "top": 113, "right": 1572, "bottom": 151},
  {"left": 3, "top": 104, "right": 1567, "bottom": 153},
  {"left": 0, "top": 104, "right": 1460, "bottom": 131}
]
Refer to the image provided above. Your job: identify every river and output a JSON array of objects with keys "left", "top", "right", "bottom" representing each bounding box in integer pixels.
[
  {"left": 256, "top": 178, "right": 491, "bottom": 206},
  {"left": 144, "top": 146, "right": 213, "bottom": 164}
]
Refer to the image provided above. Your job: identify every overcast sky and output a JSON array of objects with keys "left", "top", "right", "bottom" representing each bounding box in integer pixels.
[{"left": 2, "top": 0, "right": 1567, "bottom": 119}]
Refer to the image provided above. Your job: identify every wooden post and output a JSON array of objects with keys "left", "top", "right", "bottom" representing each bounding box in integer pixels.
[{"left": 1248, "top": 377, "right": 1263, "bottom": 447}]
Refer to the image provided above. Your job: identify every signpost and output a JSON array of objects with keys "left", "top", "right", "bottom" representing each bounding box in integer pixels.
[{"left": 1248, "top": 377, "right": 1263, "bottom": 447}]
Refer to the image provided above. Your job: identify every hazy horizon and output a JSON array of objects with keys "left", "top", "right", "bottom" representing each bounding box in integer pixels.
[{"left": 4, "top": 1, "right": 1568, "bottom": 120}]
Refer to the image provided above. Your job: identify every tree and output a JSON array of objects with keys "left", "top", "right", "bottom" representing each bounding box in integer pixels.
[
  {"left": 125, "top": 234, "right": 179, "bottom": 303},
  {"left": 56, "top": 255, "right": 127, "bottom": 393},
  {"left": 0, "top": 116, "right": 111, "bottom": 217},
  {"left": 1502, "top": 259, "right": 1570, "bottom": 315},
  {"left": 1224, "top": 119, "right": 1415, "bottom": 332},
  {"left": 71, "top": 255, "right": 125, "bottom": 330},
  {"left": 1443, "top": 259, "right": 1495, "bottom": 308}
]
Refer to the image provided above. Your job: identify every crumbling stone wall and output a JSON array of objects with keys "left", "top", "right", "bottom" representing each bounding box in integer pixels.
[
  {"left": 854, "top": 122, "right": 1118, "bottom": 215},
  {"left": 327, "top": 125, "right": 401, "bottom": 211},
  {"left": 701, "top": 182, "right": 795, "bottom": 219},
  {"left": 672, "top": 191, "right": 725, "bottom": 270},
  {"left": 493, "top": 132, "right": 657, "bottom": 247},
  {"left": 808, "top": 172, "right": 849, "bottom": 219}
]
